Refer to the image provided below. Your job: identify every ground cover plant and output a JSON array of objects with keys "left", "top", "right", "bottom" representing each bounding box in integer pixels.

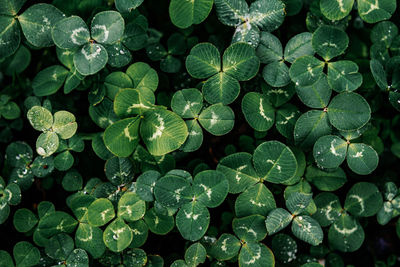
[{"left": 1, "top": 0, "right": 400, "bottom": 266}]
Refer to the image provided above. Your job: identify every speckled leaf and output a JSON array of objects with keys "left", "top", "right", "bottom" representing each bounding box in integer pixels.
[
  {"left": 357, "top": 0, "right": 396, "bottom": 23},
  {"left": 312, "top": 25, "right": 349, "bottom": 61},
  {"left": 327, "top": 61, "right": 362, "bottom": 92},
  {"left": 74, "top": 43, "right": 108, "bottom": 75},
  {"left": 328, "top": 213, "right": 364, "bottom": 252},
  {"left": 211, "top": 233, "right": 241, "bottom": 260},
  {"left": 103, "top": 218, "right": 132, "bottom": 252},
  {"left": 346, "top": 143, "right": 379, "bottom": 175},
  {"left": 320, "top": 0, "right": 354, "bottom": 21},
  {"left": 192, "top": 170, "right": 228, "bottom": 208},
  {"left": 235, "top": 183, "right": 276, "bottom": 217},
  {"left": 87, "top": 198, "right": 115, "bottom": 227},
  {"left": 289, "top": 55, "right": 324, "bottom": 87},
  {"left": 51, "top": 16, "right": 90, "bottom": 49},
  {"left": 242, "top": 92, "right": 275, "bottom": 132},
  {"left": 117, "top": 192, "right": 146, "bottom": 222},
  {"left": 238, "top": 242, "right": 275, "bottom": 267},
  {"left": 292, "top": 215, "right": 323, "bottom": 246},
  {"left": 233, "top": 214, "right": 267, "bottom": 242},
  {"left": 198, "top": 104, "right": 235, "bottom": 136},
  {"left": 265, "top": 208, "right": 292, "bottom": 235},
  {"left": 344, "top": 182, "right": 382, "bottom": 217},
  {"left": 176, "top": 201, "right": 210, "bottom": 241},
  {"left": 91, "top": 11, "right": 124, "bottom": 45}
]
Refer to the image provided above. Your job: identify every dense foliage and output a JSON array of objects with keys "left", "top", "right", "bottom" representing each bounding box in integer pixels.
[{"left": 1, "top": 0, "right": 400, "bottom": 266}]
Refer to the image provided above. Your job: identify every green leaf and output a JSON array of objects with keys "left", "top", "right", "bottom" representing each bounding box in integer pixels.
[
  {"left": 253, "top": 140, "right": 298, "bottom": 184},
  {"left": 52, "top": 110, "right": 77, "bottom": 139},
  {"left": 117, "top": 192, "right": 146, "bottom": 222},
  {"left": 87, "top": 198, "right": 115, "bottom": 227},
  {"left": 214, "top": 0, "right": 249, "bottom": 27},
  {"left": 328, "top": 213, "right": 364, "bottom": 252},
  {"left": 187, "top": 42, "right": 221, "bottom": 79},
  {"left": 114, "top": 89, "right": 155, "bottom": 118},
  {"left": 320, "top": 0, "right": 354, "bottom": 21},
  {"left": 231, "top": 22, "right": 260, "bottom": 48},
  {"left": 202, "top": 72, "right": 240, "bottom": 105},
  {"left": 176, "top": 201, "right": 210, "bottom": 241},
  {"left": 211, "top": 233, "right": 241, "bottom": 260},
  {"left": 185, "top": 242, "right": 206, "bottom": 267},
  {"left": 0, "top": 16, "right": 20, "bottom": 58},
  {"left": 115, "top": 0, "right": 144, "bottom": 12},
  {"left": 103, "top": 218, "right": 133, "bottom": 252},
  {"left": 292, "top": 215, "right": 323, "bottom": 245},
  {"left": 275, "top": 104, "right": 300, "bottom": 139},
  {"left": 370, "top": 59, "right": 388, "bottom": 90},
  {"left": 13, "top": 241, "right": 40, "bottom": 267},
  {"left": 357, "top": 0, "right": 396, "bottom": 23},
  {"left": 75, "top": 224, "right": 105, "bottom": 259},
  {"left": 51, "top": 16, "right": 90, "bottom": 49},
  {"left": 235, "top": 183, "right": 276, "bottom": 217},
  {"left": 4, "top": 183, "right": 21, "bottom": 205},
  {"left": 32, "top": 65, "right": 69, "bottom": 96},
  {"left": 192, "top": 170, "right": 228, "bottom": 208},
  {"left": 294, "top": 110, "right": 332, "bottom": 148},
  {"left": 105, "top": 42, "right": 132, "bottom": 68},
  {"left": 0, "top": 250, "right": 14, "bottom": 267},
  {"left": 344, "top": 182, "right": 383, "bottom": 217},
  {"left": 169, "top": 0, "right": 213, "bottom": 29},
  {"left": 104, "top": 117, "right": 140, "bottom": 157},
  {"left": 242, "top": 92, "right": 275, "bottom": 131},
  {"left": 0, "top": 0, "right": 26, "bottom": 15},
  {"left": 74, "top": 43, "right": 108, "bottom": 75},
  {"left": 45, "top": 233, "right": 74, "bottom": 260},
  {"left": 13, "top": 208, "right": 37, "bottom": 233},
  {"left": 313, "top": 135, "right": 347, "bottom": 169},
  {"left": 371, "top": 21, "right": 398, "bottom": 47},
  {"left": 262, "top": 61, "right": 290, "bottom": 87},
  {"left": 143, "top": 208, "right": 175, "bottom": 235},
  {"left": 66, "top": 249, "right": 89, "bottom": 267},
  {"left": 128, "top": 220, "right": 149, "bottom": 248},
  {"left": 18, "top": 3, "right": 64, "bottom": 47},
  {"left": 6, "top": 141, "right": 33, "bottom": 168},
  {"left": 36, "top": 132, "right": 59, "bottom": 157},
  {"left": 256, "top": 32, "right": 282, "bottom": 64},
  {"left": 327, "top": 61, "right": 363, "bottom": 92},
  {"left": 296, "top": 74, "right": 331, "bottom": 109},
  {"left": 216, "top": 152, "right": 259, "bottom": 194},
  {"left": 126, "top": 62, "right": 159, "bottom": 91},
  {"left": 286, "top": 192, "right": 312, "bottom": 215},
  {"left": 136, "top": 170, "right": 161, "bottom": 202},
  {"left": 105, "top": 156, "right": 134, "bottom": 186},
  {"left": 284, "top": 32, "right": 314, "bottom": 63},
  {"left": 233, "top": 214, "right": 267, "bottom": 242},
  {"left": 198, "top": 103, "right": 235, "bottom": 136},
  {"left": 305, "top": 165, "right": 347, "bottom": 191},
  {"left": 104, "top": 72, "right": 133, "bottom": 100},
  {"left": 313, "top": 192, "right": 342, "bottom": 227},
  {"left": 265, "top": 208, "right": 293, "bottom": 235},
  {"left": 91, "top": 11, "right": 124, "bottom": 45},
  {"left": 55, "top": 151, "right": 74, "bottom": 171},
  {"left": 327, "top": 92, "right": 371, "bottom": 131},
  {"left": 3, "top": 44, "right": 30, "bottom": 76},
  {"left": 248, "top": 0, "right": 285, "bottom": 31},
  {"left": 171, "top": 89, "right": 203, "bottom": 118},
  {"left": 289, "top": 55, "right": 324, "bottom": 87},
  {"left": 312, "top": 25, "right": 349, "bottom": 61},
  {"left": 238, "top": 242, "right": 274, "bottom": 267},
  {"left": 222, "top": 42, "right": 260, "bottom": 81},
  {"left": 154, "top": 175, "right": 192, "bottom": 208},
  {"left": 140, "top": 108, "right": 188, "bottom": 156},
  {"left": 346, "top": 143, "right": 379, "bottom": 175}
]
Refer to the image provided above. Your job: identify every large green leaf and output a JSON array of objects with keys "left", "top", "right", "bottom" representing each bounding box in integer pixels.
[
  {"left": 103, "top": 218, "right": 132, "bottom": 252},
  {"left": 0, "top": 16, "right": 20, "bottom": 58},
  {"left": 233, "top": 215, "right": 267, "bottom": 242},
  {"left": 18, "top": 3, "right": 64, "bottom": 47},
  {"left": 91, "top": 11, "right": 124, "bottom": 45},
  {"left": 214, "top": 0, "right": 249, "bottom": 27},
  {"left": 265, "top": 208, "right": 292, "bottom": 235},
  {"left": 74, "top": 43, "right": 108, "bottom": 75},
  {"left": 117, "top": 192, "right": 146, "bottom": 222},
  {"left": 235, "top": 183, "right": 276, "bottom": 217},
  {"left": 202, "top": 72, "right": 240, "bottom": 105},
  {"left": 253, "top": 140, "right": 298, "bottom": 184},
  {"left": 171, "top": 89, "right": 203, "bottom": 118},
  {"left": 32, "top": 65, "right": 69, "bottom": 96},
  {"left": 216, "top": 152, "right": 259, "bottom": 194},
  {"left": 140, "top": 108, "right": 188, "bottom": 156},
  {"left": 154, "top": 175, "right": 192, "bottom": 208},
  {"left": 357, "top": 0, "right": 396, "bottom": 23},
  {"left": 242, "top": 92, "right": 275, "bottom": 131},
  {"left": 51, "top": 16, "right": 90, "bottom": 49},
  {"left": 87, "top": 198, "right": 115, "bottom": 227},
  {"left": 327, "top": 92, "right": 371, "bottom": 131},
  {"left": 248, "top": 0, "right": 285, "bottom": 32},
  {"left": 320, "top": 0, "right": 354, "bottom": 21},
  {"left": 295, "top": 74, "right": 331, "bottom": 109},
  {"left": 103, "top": 117, "right": 140, "bottom": 157},
  {"left": 75, "top": 224, "right": 105, "bottom": 259},
  {"left": 169, "top": 0, "right": 213, "bottom": 29},
  {"left": 222, "top": 42, "right": 260, "bottom": 81},
  {"left": 328, "top": 213, "right": 364, "bottom": 252},
  {"left": 289, "top": 55, "right": 324, "bottom": 87},
  {"left": 176, "top": 201, "right": 210, "bottom": 241},
  {"left": 185, "top": 43, "right": 220, "bottom": 79},
  {"left": 312, "top": 25, "right": 349, "bottom": 61},
  {"left": 327, "top": 60, "right": 363, "bottom": 92},
  {"left": 238, "top": 242, "right": 275, "bottom": 267},
  {"left": 292, "top": 215, "right": 323, "bottom": 246},
  {"left": 346, "top": 143, "right": 379, "bottom": 175},
  {"left": 192, "top": 170, "right": 228, "bottom": 208},
  {"left": 313, "top": 192, "right": 342, "bottom": 227},
  {"left": 198, "top": 104, "right": 235, "bottom": 136},
  {"left": 211, "top": 233, "right": 241, "bottom": 261},
  {"left": 313, "top": 135, "right": 347, "bottom": 169},
  {"left": 13, "top": 241, "right": 40, "bottom": 267},
  {"left": 344, "top": 182, "right": 383, "bottom": 217}
]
